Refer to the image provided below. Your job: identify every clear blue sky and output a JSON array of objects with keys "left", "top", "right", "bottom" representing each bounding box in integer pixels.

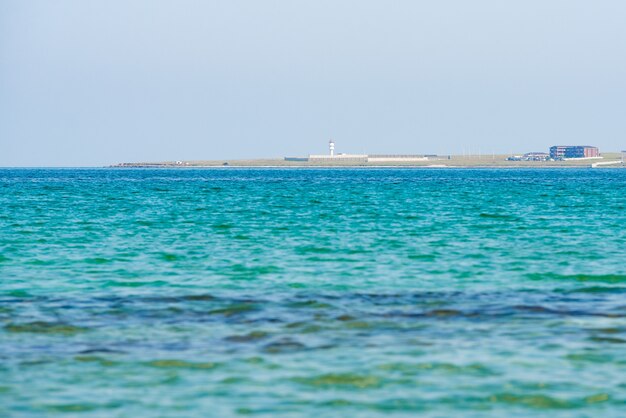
[{"left": 1, "top": 1, "right": 625, "bottom": 166}]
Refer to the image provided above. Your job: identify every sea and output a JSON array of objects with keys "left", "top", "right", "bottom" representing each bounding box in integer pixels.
[{"left": 1, "top": 168, "right": 625, "bottom": 417}]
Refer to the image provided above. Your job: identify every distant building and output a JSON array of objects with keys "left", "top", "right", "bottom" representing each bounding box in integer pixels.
[
  {"left": 523, "top": 152, "right": 549, "bottom": 161},
  {"left": 367, "top": 154, "right": 428, "bottom": 162},
  {"left": 308, "top": 154, "right": 368, "bottom": 162},
  {"left": 506, "top": 153, "right": 546, "bottom": 161},
  {"left": 285, "top": 140, "right": 445, "bottom": 163},
  {"left": 549, "top": 146, "right": 599, "bottom": 160},
  {"left": 307, "top": 139, "right": 367, "bottom": 161}
]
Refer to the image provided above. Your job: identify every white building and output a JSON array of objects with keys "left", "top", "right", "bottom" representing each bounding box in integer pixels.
[{"left": 285, "top": 140, "right": 431, "bottom": 162}]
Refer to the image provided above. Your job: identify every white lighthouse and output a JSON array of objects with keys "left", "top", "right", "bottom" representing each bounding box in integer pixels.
[{"left": 288, "top": 139, "right": 367, "bottom": 162}]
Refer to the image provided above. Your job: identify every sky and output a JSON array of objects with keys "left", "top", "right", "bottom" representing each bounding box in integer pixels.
[{"left": 1, "top": 0, "right": 625, "bottom": 166}]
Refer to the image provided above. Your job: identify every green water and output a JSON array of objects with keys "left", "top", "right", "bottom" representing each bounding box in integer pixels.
[{"left": 1, "top": 168, "right": 625, "bottom": 417}]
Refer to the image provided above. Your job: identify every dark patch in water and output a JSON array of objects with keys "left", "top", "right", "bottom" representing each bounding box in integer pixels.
[
  {"left": 487, "top": 393, "right": 575, "bottom": 409},
  {"left": 84, "top": 257, "right": 111, "bottom": 264},
  {"left": 44, "top": 403, "right": 103, "bottom": 413},
  {"left": 288, "top": 300, "right": 334, "bottom": 309},
  {"left": 479, "top": 213, "right": 518, "bottom": 220},
  {"left": 183, "top": 294, "right": 216, "bottom": 301},
  {"left": 590, "top": 327, "right": 623, "bottom": 334},
  {"left": 79, "top": 348, "right": 125, "bottom": 354},
  {"left": 567, "top": 286, "right": 626, "bottom": 294},
  {"left": 589, "top": 336, "right": 626, "bottom": 344},
  {"left": 74, "top": 356, "right": 118, "bottom": 366},
  {"left": 424, "top": 309, "right": 464, "bottom": 317},
  {"left": 263, "top": 338, "right": 306, "bottom": 354},
  {"left": 145, "top": 359, "right": 218, "bottom": 369},
  {"left": 209, "top": 303, "right": 258, "bottom": 317},
  {"left": 528, "top": 273, "right": 626, "bottom": 283},
  {"left": 377, "top": 361, "right": 496, "bottom": 376},
  {"left": 296, "top": 246, "right": 334, "bottom": 255},
  {"left": 224, "top": 331, "right": 269, "bottom": 343},
  {"left": 408, "top": 254, "right": 436, "bottom": 261},
  {"left": 103, "top": 280, "right": 169, "bottom": 288},
  {"left": 160, "top": 253, "right": 179, "bottom": 262},
  {"left": 5, "top": 321, "right": 87, "bottom": 335},
  {"left": 213, "top": 223, "right": 233, "bottom": 230},
  {"left": 5, "top": 290, "right": 32, "bottom": 298},
  {"left": 293, "top": 373, "right": 381, "bottom": 389},
  {"left": 513, "top": 305, "right": 556, "bottom": 314}
]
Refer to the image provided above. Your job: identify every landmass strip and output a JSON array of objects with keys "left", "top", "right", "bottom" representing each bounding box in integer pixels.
[{"left": 112, "top": 141, "right": 625, "bottom": 168}]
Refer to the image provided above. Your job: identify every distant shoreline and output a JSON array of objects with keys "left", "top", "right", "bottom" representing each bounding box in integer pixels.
[
  {"left": 110, "top": 153, "right": 624, "bottom": 169},
  {"left": 108, "top": 165, "right": 619, "bottom": 169}
]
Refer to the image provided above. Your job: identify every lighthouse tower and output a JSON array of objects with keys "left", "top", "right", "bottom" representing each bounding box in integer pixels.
[{"left": 329, "top": 139, "right": 335, "bottom": 157}]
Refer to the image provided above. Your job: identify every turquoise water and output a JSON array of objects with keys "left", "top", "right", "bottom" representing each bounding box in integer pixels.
[{"left": 1, "top": 168, "right": 625, "bottom": 417}]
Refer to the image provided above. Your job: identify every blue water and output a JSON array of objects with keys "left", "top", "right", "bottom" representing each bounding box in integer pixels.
[{"left": 1, "top": 168, "right": 625, "bottom": 417}]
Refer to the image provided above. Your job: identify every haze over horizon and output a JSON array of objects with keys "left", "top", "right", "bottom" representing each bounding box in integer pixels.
[{"left": 2, "top": 1, "right": 625, "bottom": 167}]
